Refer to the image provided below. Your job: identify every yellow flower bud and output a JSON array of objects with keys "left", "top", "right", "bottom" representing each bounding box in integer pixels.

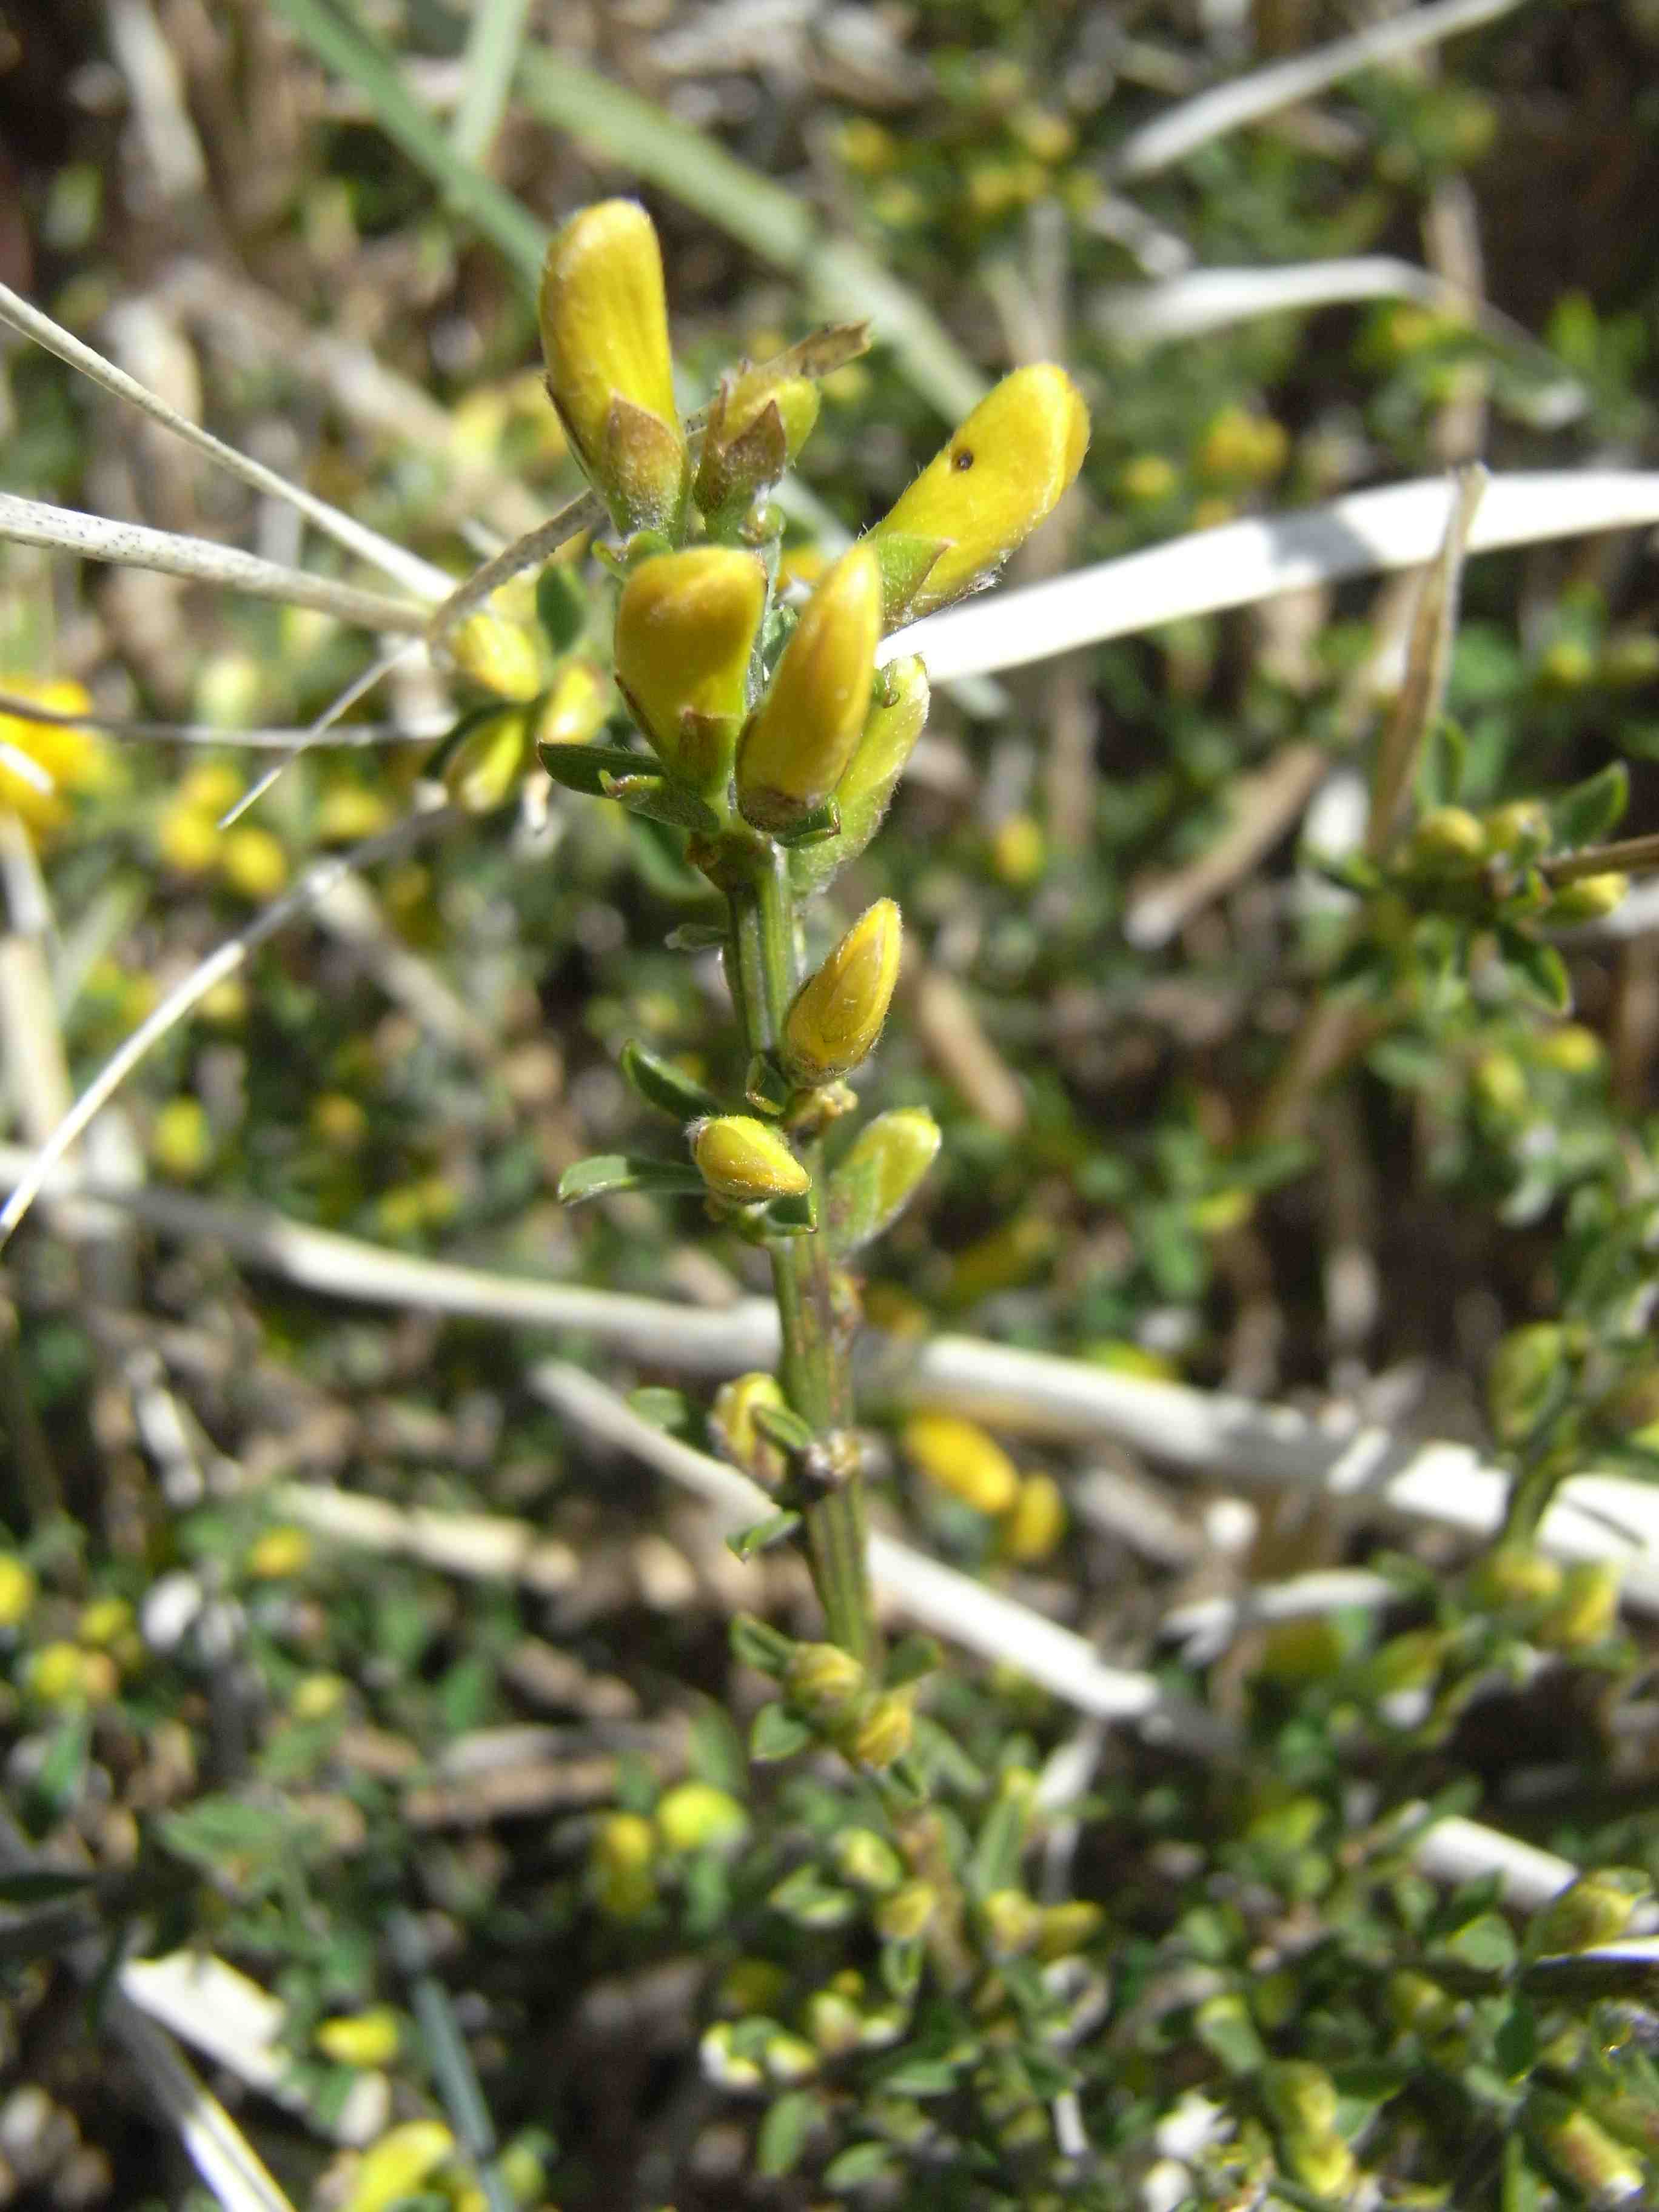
[
  {"left": 0, "top": 675, "right": 111, "bottom": 842},
  {"left": 832, "top": 1827, "right": 903, "bottom": 1892},
  {"left": 27, "top": 1641, "right": 90, "bottom": 1708},
  {"left": 695, "top": 358, "right": 821, "bottom": 520},
  {"left": 874, "top": 1878, "right": 937, "bottom": 1941},
  {"left": 692, "top": 1114, "right": 810, "bottom": 1202},
  {"left": 1532, "top": 1023, "right": 1603, "bottom": 1075},
  {"left": 785, "top": 1641, "right": 865, "bottom": 1719},
  {"left": 314, "top": 785, "right": 392, "bottom": 844},
  {"left": 991, "top": 813, "right": 1045, "bottom": 886},
  {"left": 614, "top": 548, "right": 766, "bottom": 793},
  {"left": 446, "top": 612, "right": 543, "bottom": 702},
  {"left": 903, "top": 1412, "right": 1019, "bottom": 1514},
  {"left": 315, "top": 2008, "right": 401, "bottom": 2068},
  {"left": 805, "top": 1985, "right": 866, "bottom": 2055},
  {"left": 441, "top": 708, "right": 532, "bottom": 814},
  {"left": 1536, "top": 1561, "right": 1621, "bottom": 1651},
  {"left": 291, "top": 1674, "right": 348, "bottom": 1721},
  {"left": 1195, "top": 404, "right": 1288, "bottom": 486},
  {"left": 246, "top": 1526, "right": 312, "bottom": 1580},
  {"left": 849, "top": 1688, "right": 913, "bottom": 1770},
  {"left": 1466, "top": 1545, "right": 1563, "bottom": 1609},
  {"left": 535, "top": 659, "right": 611, "bottom": 748},
  {"left": 1036, "top": 1900, "right": 1104, "bottom": 1960},
  {"left": 151, "top": 1097, "right": 213, "bottom": 1181},
  {"left": 1483, "top": 799, "right": 1551, "bottom": 860},
  {"left": 655, "top": 1781, "right": 749, "bottom": 1853},
  {"left": 344, "top": 2121, "right": 455, "bottom": 2212},
  {"left": 595, "top": 1811, "right": 655, "bottom": 1873},
  {"left": 737, "top": 546, "right": 882, "bottom": 834},
  {"left": 0, "top": 1555, "right": 36, "bottom": 1628},
  {"left": 1550, "top": 871, "right": 1627, "bottom": 921},
  {"left": 711, "top": 1371, "right": 790, "bottom": 1488},
  {"left": 155, "top": 805, "right": 221, "bottom": 875},
  {"left": 1406, "top": 805, "right": 1487, "bottom": 875},
  {"left": 782, "top": 898, "right": 902, "bottom": 1084},
  {"left": 538, "top": 200, "right": 687, "bottom": 534},
  {"left": 980, "top": 1888, "right": 1043, "bottom": 1958},
  {"left": 1528, "top": 2091, "right": 1646, "bottom": 2204},
  {"left": 868, "top": 364, "right": 1089, "bottom": 623},
  {"left": 791, "top": 655, "right": 931, "bottom": 896},
  {"left": 1000, "top": 1473, "right": 1067, "bottom": 1564},
  {"left": 78, "top": 1597, "right": 133, "bottom": 1647},
  {"left": 220, "top": 825, "right": 288, "bottom": 900},
  {"left": 830, "top": 1106, "right": 940, "bottom": 1249},
  {"left": 1531, "top": 1869, "right": 1649, "bottom": 1956}
]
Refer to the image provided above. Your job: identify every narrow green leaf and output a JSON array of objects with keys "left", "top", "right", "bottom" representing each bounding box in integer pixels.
[
  {"left": 0, "top": 1867, "right": 97, "bottom": 1905},
  {"left": 749, "top": 1703, "right": 814, "bottom": 1763},
  {"left": 598, "top": 772, "right": 723, "bottom": 834},
  {"left": 619, "top": 1041, "right": 719, "bottom": 1122},
  {"left": 557, "top": 1155, "right": 705, "bottom": 1204},
  {"left": 728, "top": 1511, "right": 803, "bottom": 1563},
  {"left": 538, "top": 740, "right": 654, "bottom": 795},
  {"left": 1501, "top": 932, "right": 1572, "bottom": 1015},
  {"left": 729, "top": 1613, "right": 795, "bottom": 1677},
  {"left": 756, "top": 2089, "right": 822, "bottom": 2179},
  {"left": 1552, "top": 760, "right": 1629, "bottom": 849}
]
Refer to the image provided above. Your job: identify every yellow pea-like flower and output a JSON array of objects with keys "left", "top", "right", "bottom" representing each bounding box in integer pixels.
[
  {"left": 538, "top": 199, "right": 688, "bottom": 534},
  {"left": 736, "top": 546, "right": 882, "bottom": 834},
  {"left": 614, "top": 548, "right": 766, "bottom": 794},
  {"left": 535, "top": 659, "right": 611, "bottom": 748},
  {"left": 711, "top": 1370, "right": 789, "bottom": 1487},
  {"left": 343, "top": 2122, "right": 456, "bottom": 2212},
  {"left": 695, "top": 358, "right": 821, "bottom": 520},
  {"left": 868, "top": 364, "right": 1090, "bottom": 623},
  {"left": 0, "top": 677, "right": 109, "bottom": 840},
  {"left": 692, "top": 1114, "right": 810, "bottom": 1202},
  {"left": 849, "top": 1688, "right": 913, "bottom": 1771},
  {"left": 441, "top": 708, "right": 532, "bottom": 814},
  {"left": 446, "top": 611, "right": 543, "bottom": 702},
  {"left": 903, "top": 1411, "right": 1019, "bottom": 1513},
  {"left": 791, "top": 655, "right": 931, "bottom": 897},
  {"left": 782, "top": 897, "right": 902, "bottom": 1085},
  {"left": 315, "top": 2008, "right": 401, "bottom": 2068},
  {"left": 0, "top": 1556, "right": 35, "bottom": 1627},
  {"left": 1000, "top": 1472, "right": 1067, "bottom": 1564},
  {"left": 655, "top": 1781, "right": 749, "bottom": 1853}
]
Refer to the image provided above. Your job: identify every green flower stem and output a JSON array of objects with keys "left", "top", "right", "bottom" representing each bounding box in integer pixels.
[{"left": 725, "top": 845, "right": 880, "bottom": 1672}]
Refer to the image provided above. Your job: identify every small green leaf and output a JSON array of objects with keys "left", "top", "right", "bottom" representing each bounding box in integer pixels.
[
  {"left": 762, "top": 1187, "right": 818, "bottom": 1236},
  {"left": 1500, "top": 932, "right": 1572, "bottom": 1015},
  {"left": 756, "top": 2089, "right": 822, "bottom": 2178},
  {"left": 665, "top": 920, "right": 727, "bottom": 952},
  {"left": 769, "top": 1863, "right": 857, "bottom": 1925},
  {"left": 557, "top": 1155, "right": 706, "bottom": 1205},
  {"left": 750, "top": 1703, "right": 814, "bottom": 1762},
  {"left": 727, "top": 1510, "right": 802, "bottom": 1563},
  {"left": 537, "top": 740, "right": 652, "bottom": 794},
  {"left": 773, "top": 799, "right": 842, "bottom": 849},
  {"left": 1432, "top": 1910, "right": 1518, "bottom": 1981},
  {"left": 823, "top": 2142, "right": 896, "bottom": 2191},
  {"left": 598, "top": 771, "right": 722, "bottom": 834},
  {"left": 627, "top": 1386, "right": 692, "bottom": 1434},
  {"left": 1551, "top": 760, "right": 1628, "bottom": 848},
  {"left": 885, "top": 1634, "right": 943, "bottom": 1687},
  {"left": 729, "top": 1613, "right": 795, "bottom": 1676},
  {"left": 618, "top": 1040, "right": 719, "bottom": 1122}
]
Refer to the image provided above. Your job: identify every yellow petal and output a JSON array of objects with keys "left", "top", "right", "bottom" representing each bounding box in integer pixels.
[
  {"left": 869, "top": 364, "right": 1089, "bottom": 621},
  {"left": 737, "top": 545, "right": 880, "bottom": 833},
  {"left": 782, "top": 897, "right": 902, "bottom": 1084}
]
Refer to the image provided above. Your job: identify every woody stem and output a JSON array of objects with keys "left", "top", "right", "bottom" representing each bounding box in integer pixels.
[{"left": 726, "top": 844, "right": 880, "bottom": 1672}]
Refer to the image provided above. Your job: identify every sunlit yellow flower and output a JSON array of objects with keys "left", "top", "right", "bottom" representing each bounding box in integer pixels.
[{"left": 0, "top": 677, "right": 110, "bottom": 839}]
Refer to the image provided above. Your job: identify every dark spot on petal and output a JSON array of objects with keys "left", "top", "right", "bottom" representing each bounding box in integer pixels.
[{"left": 952, "top": 446, "right": 975, "bottom": 471}]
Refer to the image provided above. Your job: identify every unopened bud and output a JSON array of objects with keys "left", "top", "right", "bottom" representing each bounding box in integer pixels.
[
  {"left": 692, "top": 1114, "right": 810, "bottom": 1203},
  {"left": 792, "top": 656, "right": 930, "bottom": 897},
  {"left": 1466, "top": 1545, "right": 1563, "bottom": 1609},
  {"left": 903, "top": 1412, "right": 1020, "bottom": 1514},
  {"left": 535, "top": 659, "right": 611, "bottom": 747},
  {"left": 711, "top": 1372, "right": 790, "bottom": 1488},
  {"left": 1036, "top": 1900, "right": 1104, "bottom": 1960},
  {"left": 443, "top": 708, "right": 532, "bottom": 814},
  {"left": 1536, "top": 1560, "right": 1621, "bottom": 1651},
  {"left": 850, "top": 1689, "right": 913, "bottom": 1771},
  {"left": 737, "top": 547, "right": 882, "bottom": 834},
  {"left": 0, "top": 1555, "right": 34, "bottom": 1628},
  {"left": 1261, "top": 2061, "right": 1339, "bottom": 2138},
  {"left": 763, "top": 2031, "right": 819, "bottom": 2083},
  {"left": 695, "top": 360, "right": 820, "bottom": 520},
  {"left": 1531, "top": 1869, "right": 1649, "bottom": 1956},
  {"left": 1550, "top": 870, "right": 1628, "bottom": 922},
  {"left": 1527, "top": 2090, "right": 1646, "bottom": 2204},
  {"left": 1487, "top": 1322, "right": 1569, "bottom": 1444},
  {"left": 447, "top": 612, "right": 543, "bottom": 702},
  {"left": 874, "top": 1879, "right": 937, "bottom": 1942},
  {"left": 655, "top": 1781, "right": 749, "bottom": 1854},
  {"left": 349, "top": 2122, "right": 456, "bottom": 2212},
  {"left": 1484, "top": 799, "right": 1551, "bottom": 860},
  {"left": 868, "top": 364, "right": 1088, "bottom": 624},
  {"left": 782, "top": 898, "right": 902, "bottom": 1084},
  {"left": 805, "top": 1985, "right": 865, "bottom": 2056},
  {"left": 315, "top": 2007, "right": 401, "bottom": 2069},
  {"left": 832, "top": 1826, "right": 903, "bottom": 1892},
  {"left": 1407, "top": 805, "right": 1487, "bottom": 874},
  {"left": 538, "top": 201, "right": 687, "bottom": 534},
  {"left": 785, "top": 1641, "right": 866, "bottom": 1718},
  {"left": 614, "top": 548, "right": 766, "bottom": 794},
  {"left": 980, "top": 1888, "right": 1043, "bottom": 1959},
  {"left": 1000, "top": 1473, "right": 1067, "bottom": 1564}
]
